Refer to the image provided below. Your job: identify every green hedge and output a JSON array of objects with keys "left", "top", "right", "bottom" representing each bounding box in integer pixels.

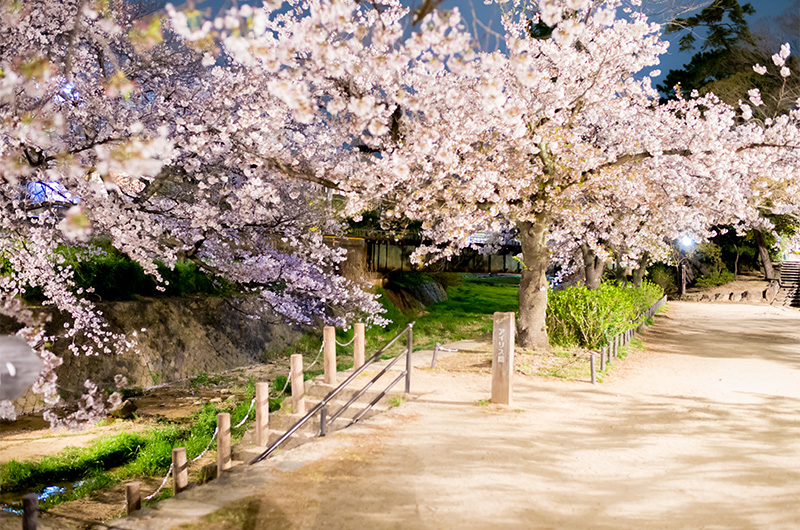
[
  {"left": 8, "top": 242, "right": 234, "bottom": 302},
  {"left": 547, "top": 282, "right": 663, "bottom": 349}
]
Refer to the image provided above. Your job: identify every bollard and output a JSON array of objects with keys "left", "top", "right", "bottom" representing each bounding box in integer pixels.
[
  {"left": 217, "top": 413, "right": 231, "bottom": 477},
  {"left": 22, "top": 493, "right": 37, "bottom": 530},
  {"left": 172, "top": 447, "right": 188, "bottom": 494},
  {"left": 255, "top": 382, "right": 269, "bottom": 447},
  {"left": 126, "top": 482, "right": 141, "bottom": 515},
  {"left": 323, "top": 326, "right": 337, "bottom": 385},
  {"left": 590, "top": 353, "right": 596, "bottom": 385},
  {"left": 600, "top": 347, "right": 606, "bottom": 371},
  {"left": 290, "top": 353, "right": 306, "bottom": 415},
  {"left": 491, "top": 312, "right": 515, "bottom": 405},
  {"left": 353, "top": 323, "right": 366, "bottom": 369}
]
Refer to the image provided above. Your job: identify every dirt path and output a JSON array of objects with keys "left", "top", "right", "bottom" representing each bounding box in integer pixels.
[{"left": 103, "top": 302, "right": 800, "bottom": 529}]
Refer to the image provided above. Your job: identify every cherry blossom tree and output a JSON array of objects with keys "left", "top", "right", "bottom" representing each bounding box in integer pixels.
[{"left": 0, "top": 0, "right": 391, "bottom": 424}]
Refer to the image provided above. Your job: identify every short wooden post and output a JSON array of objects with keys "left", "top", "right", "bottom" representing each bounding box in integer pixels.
[
  {"left": 172, "top": 447, "right": 188, "bottom": 494},
  {"left": 22, "top": 493, "right": 38, "bottom": 530},
  {"left": 216, "top": 413, "right": 231, "bottom": 477},
  {"left": 353, "top": 323, "right": 366, "bottom": 369},
  {"left": 600, "top": 347, "right": 606, "bottom": 371},
  {"left": 491, "top": 312, "right": 515, "bottom": 405},
  {"left": 290, "top": 354, "right": 306, "bottom": 415},
  {"left": 255, "top": 382, "right": 269, "bottom": 447},
  {"left": 590, "top": 353, "right": 596, "bottom": 385},
  {"left": 323, "top": 326, "right": 337, "bottom": 385},
  {"left": 126, "top": 482, "right": 141, "bottom": 514}
]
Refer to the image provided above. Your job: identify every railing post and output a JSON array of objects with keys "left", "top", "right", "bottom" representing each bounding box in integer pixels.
[
  {"left": 172, "top": 447, "right": 188, "bottom": 493},
  {"left": 353, "top": 322, "right": 366, "bottom": 369},
  {"left": 126, "top": 482, "right": 141, "bottom": 515},
  {"left": 323, "top": 326, "right": 337, "bottom": 385},
  {"left": 291, "top": 353, "right": 306, "bottom": 415},
  {"left": 255, "top": 382, "right": 269, "bottom": 447},
  {"left": 217, "top": 413, "right": 231, "bottom": 477},
  {"left": 600, "top": 347, "right": 606, "bottom": 371},
  {"left": 405, "top": 324, "right": 413, "bottom": 394},
  {"left": 431, "top": 342, "right": 440, "bottom": 369},
  {"left": 22, "top": 493, "right": 37, "bottom": 530},
  {"left": 320, "top": 405, "right": 327, "bottom": 437},
  {"left": 590, "top": 353, "right": 596, "bottom": 385}
]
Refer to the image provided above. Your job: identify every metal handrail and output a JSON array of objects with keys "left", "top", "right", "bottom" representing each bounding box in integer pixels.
[{"left": 249, "top": 322, "right": 414, "bottom": 465}]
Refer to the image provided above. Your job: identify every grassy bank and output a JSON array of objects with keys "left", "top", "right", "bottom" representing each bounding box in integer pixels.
[{"left": 0, "top": 379, "right": 261, "bottom": 512}]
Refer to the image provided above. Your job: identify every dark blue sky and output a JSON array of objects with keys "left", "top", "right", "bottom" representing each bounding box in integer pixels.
[
  {"left": 178, "top": 0, "right": 799, "bottom": 88},
  {"left": 416, "top": 0, "right": 799, "bottom": 89}
]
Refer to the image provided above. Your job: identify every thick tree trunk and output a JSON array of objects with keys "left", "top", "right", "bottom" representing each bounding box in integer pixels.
[
  {"left": 753, "top": 229, "right": 776, "bottom": 280},
  {"left": 632, "top": 252, "right": 650, "bottom": 288},
  {"left": 517, "top": 215, "right": 550, "bottom": 350},
  {"left": 580, "top": 243, "right": 605, "bottom": 290}
]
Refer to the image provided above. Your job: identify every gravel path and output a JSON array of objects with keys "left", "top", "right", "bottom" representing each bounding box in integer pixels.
[{"left": 112, "top": 302, "right": 800, "bottom": 530}]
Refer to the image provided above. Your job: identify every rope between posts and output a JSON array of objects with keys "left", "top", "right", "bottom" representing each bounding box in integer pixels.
[
  {"left": 233, "top": 398, "right": 256, "bottom": 429},
  {"left": 145, "top": 462, "right": 173, "bottom": 500},
  {"left": 192, "top": 426, "right": 219, "bottom": 462},
  {"left": 304, "top": 340, "right": 325, "bottom": 372},
  {"left": 335, "top": 335, "right": 356, "bottom": 347}
]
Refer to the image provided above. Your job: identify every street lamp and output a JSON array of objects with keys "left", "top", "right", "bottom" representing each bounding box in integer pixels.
[{"left": 677, "top": 235, "right": 695, "bottom": 296}]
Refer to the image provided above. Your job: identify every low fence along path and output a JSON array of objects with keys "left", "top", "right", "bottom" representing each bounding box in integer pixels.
[{"left": 114, "top": 302, "right": 800, "bottom": 529}]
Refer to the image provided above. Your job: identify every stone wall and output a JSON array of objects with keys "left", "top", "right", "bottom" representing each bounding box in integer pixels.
[{"left": 8, "top": 296, "right": 301, "bottom": 413}]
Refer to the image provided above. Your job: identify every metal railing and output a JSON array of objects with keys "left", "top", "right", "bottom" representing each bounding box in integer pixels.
[
  {"left": 589, "top": 295, "right": 667, "bottom": 384},
  {"left": 249, "top": 323, "right": 414, "bottom": 465}
]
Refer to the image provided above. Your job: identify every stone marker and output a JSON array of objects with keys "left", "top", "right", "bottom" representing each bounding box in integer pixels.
[
  {"left": 353, "top": 323, "right": 366, "bottom": 369},
  {"left": 255, "top": 382, "right": 269, "bottom": 447},
  {"left": 217, "top": 413, "right": 231, "bottom": 477},
  {"left": 323, "top": 326, "right": 336, "bottom": 385},
  {"left": 0, "top": 335, "right": 43, "bottom": 401},
  {"left": 491, "top": 312, "right": 515, "bottom": 405}
]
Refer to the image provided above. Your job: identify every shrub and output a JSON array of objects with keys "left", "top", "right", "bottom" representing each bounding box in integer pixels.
[
  {"left": 649, "top": 263, "right": 677, "bottom": 294},
  {"left": 547, "top": 282, "right": 664, "bottom": 349},
  {"left": 696, "top": 269, "right": 735, "bottom": 287}
]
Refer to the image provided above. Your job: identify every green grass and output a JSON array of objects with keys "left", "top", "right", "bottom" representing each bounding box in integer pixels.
[
  {"left": 366, "top": 275, "right": 520, "bottom": 356},
  {"left": 1, "top": 383, "right": 259, "bottom": 511}
]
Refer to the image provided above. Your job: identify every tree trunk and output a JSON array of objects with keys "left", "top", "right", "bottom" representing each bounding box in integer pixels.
[
  {"left": 753, "top": 229, "right": 776, "bottom": 280},
  {"left": 632, "top": 252, "right": 650, "bottom": 288},
  {"left": 517, "top": 215, "right": 550, "bottom": 350},
  {"left": 580, "top": 244, "right": 605, "bottom": 290}
]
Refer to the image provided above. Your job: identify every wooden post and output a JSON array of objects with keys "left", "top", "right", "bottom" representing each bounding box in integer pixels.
[
  {"left": 590, "top": 354, "right": 596, "bottom": 385},
  {"left": 491, "top": 312, "right": 515, "bottom": 405},
  {"left": 255, "top": 382, "right": 269, "bottom": 447},
  {"left": 216, "top": 413, "right": 231, "bottom": 477},
  {"left": 22, "top": 493, "right": 37, "bottom": 530},
  {"left": 353, "top": 323, "right": 366, "bottom": 369},
  {"left": 323, "top": 326, "right": 336, "bottom": 385},
  {"left": 290, "top": 354, "right": 306, "bottom": 415},
  {"left": 126, "top": 482, "right": 141, "bottom": 515},
  {"left": 172, "top": 448, "right": 188, "bottom": 493}
]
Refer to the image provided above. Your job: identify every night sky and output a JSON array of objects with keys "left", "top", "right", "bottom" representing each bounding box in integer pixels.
[{"left": 170, "top": 0, "right": 800, "bottom": 92}]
